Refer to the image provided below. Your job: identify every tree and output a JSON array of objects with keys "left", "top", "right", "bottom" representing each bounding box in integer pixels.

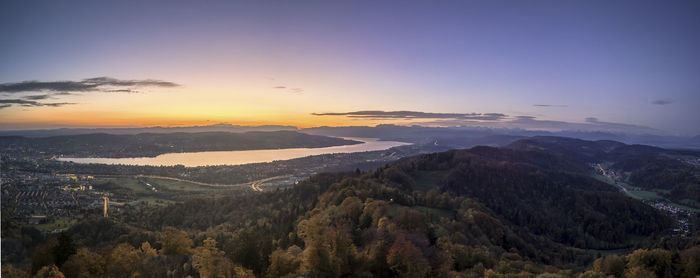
[
  {"left": 233, "top": 265, "right": 255, "bottom": 278},
  {"left": 60, "top": 248, "right": 105, "bottom": 278},
  {"left": 34, "top": 265, "right": 65, "bottom": 278},
  {"left": 592, "top": 255, "right": 625, "bottom": 277},
  {"left": 52, "top": 233, "right": 76, "bottom": 268},
  {"left": 107, "top": 243, "right": 140, "bottom": 278},
  {"left": 139, "top": 241, "right": 158, "bottom": 258},
  {"left": 623, "top": 267, "right": 655, "bottom": 278},
  {"left": 157, "top": 226, "right": 193, "bottom": 255},
  {"left": 1, "top": 264, "right": 30, "bottom": 278},
  {"left": 577, "top": 270, "right": 612, "bottom": 278},
  {"left": 386, "top": 234, "right": 430, "bottom": 278},
  {"left": 679, "top": 246, "right": 700, "bottom": 278},
  {"left": 32, "top": 238, "right": 57, "bottom": 274},
  {"left": 192, "top": 237, "right": 232, "bottom": 278},
  {"left": 266, "top": 248, "right": 301, "bottom": 278},
  {"left": 626, "top": 249, "right": 672, "bottom": 278}
]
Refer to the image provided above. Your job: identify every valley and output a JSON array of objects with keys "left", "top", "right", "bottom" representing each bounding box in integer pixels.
[{"left": 3, "top": 133, "right": 699, "bottom": 277}]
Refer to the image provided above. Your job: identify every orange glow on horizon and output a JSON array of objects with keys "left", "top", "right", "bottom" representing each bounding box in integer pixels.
[{"left": 0, "top": 112, "right": 398, "bottom": 130}]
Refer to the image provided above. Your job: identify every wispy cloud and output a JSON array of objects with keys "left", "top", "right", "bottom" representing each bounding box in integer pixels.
[
  {"left": 0, "top": 99, "right": 75, "bottom": 109},
  {"left": 312, "top": 110, "right": 507, "bottom": 121},
  {"left": 651, "top": 99, "right": 673, "bottom": 105},
  {"left": 22, "top": 94, "right": 51, "bottom": 100},
  {"left": 0, "top": 76, "right": 179, "bottom": 109},
  {"left": 533, "top": 104, "right": 568, "bottom": 107},
  {"left": 0, "top": 77, "right": 179, "bottom": 94},
  {"left": 313, "top": 110, "right": 659, "bottom": 134},
  {"left": 273, "top": 85, "right": 304, "bottom": 94}
]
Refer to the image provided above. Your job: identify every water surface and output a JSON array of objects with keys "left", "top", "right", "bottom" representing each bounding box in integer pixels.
[{"left": 57, "top": 137, "right": 410, "bottom": 167}]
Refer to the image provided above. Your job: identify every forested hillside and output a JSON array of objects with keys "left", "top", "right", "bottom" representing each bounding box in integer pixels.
[
  {"left": 2, "top": 138, "right": 699, "bottom": 277},
  {"left": 508, "top": 137, "right": 700, "bottom": 205},
  {"left": 0, "top": 131, "right": 360, "bottom": 158}
]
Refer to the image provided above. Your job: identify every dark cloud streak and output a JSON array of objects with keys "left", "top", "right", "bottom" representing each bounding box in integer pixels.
[
  {"left": 314, "top": 110, "right": 658, "bottom": 134},
  {"left": 0, "top": 76, "right": 179, "bottom": 109},
  {"left": 0, "top": 77, "right": 179, "bottom": 94},
  {"left": 651, "top": 99, "right": 673, "bottom": 105},
  {"left": 312, "top": 110, "right": 507, "bottom": 121},
  {"left": 533, "top": 104, "right": 568, "bottom": 107},
  {"left": 0, "top": 99, "right": 75, "bottom": 108},
  {"left": 22, "top": 94, "right": 51, "bottom": 100},
  {"left": 273, "top": 85, "right": 304, "bottom": 94}
]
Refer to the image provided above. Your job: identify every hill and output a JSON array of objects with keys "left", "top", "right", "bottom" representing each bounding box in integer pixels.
[
  {"left": 0, "top": 124, "right": 298, "bottom": 137},
  {"left": 0, "top": 131, "right": 361, "bottom": 158},
  {"left": 3, "top": 137, "right": 698, "bottom": 277},
  {"left": 508, "top": 136, "right": 700, "bottom": 206}
]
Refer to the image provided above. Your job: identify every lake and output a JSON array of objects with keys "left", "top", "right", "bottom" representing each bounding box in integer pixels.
[{"left": 56, "top": 137, "right": 411, "bottom": 167}]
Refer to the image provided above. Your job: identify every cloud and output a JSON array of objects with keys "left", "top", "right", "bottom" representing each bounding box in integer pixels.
[
  {"left": 22, "top": 94, "right": 51, "bottom": 100},
  {"left": 0, "top": 76, "right": 180, "bottom": 94},
  {"left": 0, "top": 99, "right": 75, "bottom": 108},
  {"left": 312, "top": 110, "right": 507, "bottom": 121},
  {"left": 273, "top": 85, "right": 304, "bottom": 94},
  {"left": 651, "top": 99, "right": 673, "bottom": 105},
  {"left": 313, "top": 109, "right": 659, "bottom": 134},
  {"left": 0, "top": 76, "right": 179, "bottom": 109},
  {"left": 533, "top": 104, "right": 568, "bottom": 107},
  {"left": 102, "top": 89, "right": 138, "bottom": 93},
  {"left": 508, "top": 116, "right": 657, "bottom": 134}
]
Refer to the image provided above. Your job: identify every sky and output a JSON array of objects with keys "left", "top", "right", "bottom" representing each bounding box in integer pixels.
[{"left": 1, "top": 0, "right": 699, "bottom": 135}]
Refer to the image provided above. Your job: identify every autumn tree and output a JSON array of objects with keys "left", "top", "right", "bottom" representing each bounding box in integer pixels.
[
  {"left": 1, "top": 264, "right": 30, "bottom": 278},
  {"left": 679, "top": 246, "right": 700, "bottom": 277},
  {"left": 623, "top": 267, "right": 655, "bottom": 278},
  {"left": 192, "top": 237, "right": 232, "bottom": 278},
  {"left": 34, "top": 265, "right": 65, "bottom": 278},
  {"left": 626, "top": 249, "right": 672, "bottom": 278},
  {"left": 107, "top": 243, "right": 140, "bottom": 278},
  {"left": 301, "top": 234, "right": 332, "bottom": 276},
  {"left": 60, "top": 248, "right": 105, "bottom": 278},
  {"left": 157, "top": 226, "right": 193, "bottom": 255},
  {"left": 266, "top": 248, "right": 301, "bottom": 278},
  {"left": 233, "top": 265, "right": 255, "bottom": 278},
  {"left": 386, "top": 234, "right": 430, "bottom": 278},
  {"left": 140, "top": 241, "right": 158, "bottom": 258},
  {"left": 592, "top": 254, "right": 625, "bottom": 277},
  {"left": 577, "top": 270, "right": 612, "bottom": 278}
]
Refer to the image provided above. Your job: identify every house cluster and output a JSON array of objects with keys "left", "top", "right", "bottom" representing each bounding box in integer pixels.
[{"left": 1, "top": 169, "right": 107, "bottom": 227}]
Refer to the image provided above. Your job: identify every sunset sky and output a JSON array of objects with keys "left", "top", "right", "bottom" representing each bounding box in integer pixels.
[{"left": 1, "top": 0, "right": 699, "bottom": 135}]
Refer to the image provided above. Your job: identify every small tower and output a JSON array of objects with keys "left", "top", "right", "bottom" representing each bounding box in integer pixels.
[{"left": 102, "top": 196, "right": 109, "bottom": 218}]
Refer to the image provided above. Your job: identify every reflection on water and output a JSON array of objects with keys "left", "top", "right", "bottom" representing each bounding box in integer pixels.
[{"left": 56, "top": 137, "right": 410, "bottom": 167}]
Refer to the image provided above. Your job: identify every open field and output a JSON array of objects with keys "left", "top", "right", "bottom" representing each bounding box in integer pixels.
[
  {"left": 34, "top": 216, "right": 77, "bottom": 232},
  {"left": 91, "top": 175, "right": 250, "bottom": 203}
]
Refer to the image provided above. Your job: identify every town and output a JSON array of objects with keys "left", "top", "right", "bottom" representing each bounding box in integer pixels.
[
  {"left": 1, "top": 142, "right": 444, "bottom": 234},
  {"left": 593, "top": 163, "right": 695, "bottom": 237}
]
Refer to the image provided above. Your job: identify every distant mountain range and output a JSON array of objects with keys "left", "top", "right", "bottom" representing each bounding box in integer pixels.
[
  {"left": 1, "top": 123, "right": 698, "bottom": 150},
  {"left": 303, "top": 124, "right": 700, "bottom": 150},
  {"left": 0, "top": 131, "right": 360, "bottom": 158},
  {"left": 0, "top": 124, "right": 297, "bottom": 137}
]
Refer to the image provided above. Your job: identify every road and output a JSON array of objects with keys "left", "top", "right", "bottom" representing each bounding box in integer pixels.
[
  {"left": 248, "top": 175, "right": 293, "bottom": 192},
  {"left": 597, "top": 163, "right": 628, "bottom": 193},
  {"left": 88, "top": 173, "right": 293, "bottom": 191}
]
